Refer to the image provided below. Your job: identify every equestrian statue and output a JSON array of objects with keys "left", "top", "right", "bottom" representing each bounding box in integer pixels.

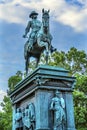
[{"left": 23, "top": 9, "right": 56, "bottom": 75}]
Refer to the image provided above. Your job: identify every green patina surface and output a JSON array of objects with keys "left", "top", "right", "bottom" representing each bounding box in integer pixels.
[{"left": 10, "top": 65, "right": 76, "bottom": 97}]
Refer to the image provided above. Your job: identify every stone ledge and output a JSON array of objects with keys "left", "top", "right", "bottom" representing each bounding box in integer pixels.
[{"left": 10, "top": 65, "right": 76, "bottom": 100}]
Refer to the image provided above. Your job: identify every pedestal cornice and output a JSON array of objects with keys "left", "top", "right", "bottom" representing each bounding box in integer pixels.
[{"left": 10, "top": 65, "right": 76, "bottom": 104}]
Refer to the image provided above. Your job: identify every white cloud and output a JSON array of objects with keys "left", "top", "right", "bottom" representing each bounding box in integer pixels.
[
  {"left": 77, "top": 0, "right": 87, "bottom": 5},
  {"left": 57, "top": 7, "right": 87, "bottom": 32},
  {"left": 0, "top": 0, "right": 87, "bottom": 32},
  {"left": 0, "top": 89, "right": 7, "bottom": 111},
  {"left": 0, "top": 1, "right": 26, "bottom": 24}
]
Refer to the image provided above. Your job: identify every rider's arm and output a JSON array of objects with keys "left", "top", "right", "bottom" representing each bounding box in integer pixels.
[
  {"left": 25, "top": 21, "right": 31, "bottom": 35},
  {"left": 23, "top": 21, "right": 31, "bottom": 38}
]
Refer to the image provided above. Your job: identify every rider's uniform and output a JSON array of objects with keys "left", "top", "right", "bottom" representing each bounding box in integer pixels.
[{"left": 25, "top": 19, "right": 42, "bottom": 48}]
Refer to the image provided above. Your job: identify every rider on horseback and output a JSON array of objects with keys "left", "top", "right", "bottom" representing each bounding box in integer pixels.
[{"left": 23, "top": 11, "right": 42, "bottom": 51}]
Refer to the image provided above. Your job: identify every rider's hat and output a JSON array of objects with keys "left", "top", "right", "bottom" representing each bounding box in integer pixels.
[{"left": 29, "top": 11, "right": 38, "bottom": 18}]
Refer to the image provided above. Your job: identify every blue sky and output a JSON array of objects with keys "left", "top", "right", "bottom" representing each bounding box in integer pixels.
[{"left": 0, "top": 0, "right": 87, "bottom": 101}]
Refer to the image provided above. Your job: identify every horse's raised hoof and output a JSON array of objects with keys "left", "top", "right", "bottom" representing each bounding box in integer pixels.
[{"left": 51, "top": 47, "right": 57, "bottom": 53}]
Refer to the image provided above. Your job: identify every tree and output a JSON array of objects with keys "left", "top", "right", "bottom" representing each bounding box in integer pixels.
[
  {"left": 16, "top": 70, "right": 23, "bottom": 77},
  {"left": 8, "top": 71, "right": 22, "bottom": 93},
  {"left": 75, "top": 73, "right": 87, "bottom": 94},
  {"left": 73, "top": 90, "right": 87, "bottom": 130},
  {"left": 66, "top": 47, "right": 87, "bottom": 75},
  {"left": 0, "top": 112, "right": 5, "bottom": 130},
  {"left": 49, "top": 47, "right": 87, "bottom": 75},
  {"left": 0, "top": 96, "right": 12, "bottom": 130},
  {"left": 0, "top": 71, "right": 22, "bottom": 130},
  {"left": 73, "top": 74, "right": 87, "bottom": 130}
]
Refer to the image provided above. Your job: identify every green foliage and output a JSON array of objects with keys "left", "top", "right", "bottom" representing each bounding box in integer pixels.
[
  {"left": 73, "top": 90, "right": 87, "bottom": 129},
  {"left": 0, "top": 96, "right": 12, "bottom": 130},
  {"left": 73, "top": 74, "right": 87, "bottom": 129},
  {"left": 77, "top": 129, "right": 87, "bottom": 130},
  {"left": 50, "top": 47, "right": 87, "bottom": 75},
  {"left": 75, "top": 73, "right": 87, "bottom": 94},
  {"left": 8, "top": 71, "right": 22, "bottom": 93},
  {"left": 0, "top": 71, "right": 22, "bottom": 130},
  {"left": 16, "top": 70, "right": 23, "bottom": 77},
  {"left": 66, "top": 47, "right": 87, "bottom": 74}
]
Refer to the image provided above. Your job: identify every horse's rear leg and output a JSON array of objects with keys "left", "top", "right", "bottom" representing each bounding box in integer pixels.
[
  {"left": 25, "top": 58, "right": 29, "bottom": 76},
  {"left": 25, "top": 61, "right": 28, "bottom": 76},
  {"left": 45, "top": 51, "right": 49, "bottom": 65},
  {"left": 35, "top": 56, "right": 40, "bottom": 68}
]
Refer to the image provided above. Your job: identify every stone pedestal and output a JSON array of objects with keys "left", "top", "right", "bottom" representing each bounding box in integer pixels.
[{"left": 10, "top": 65, "right": 76, "bottom": 130}]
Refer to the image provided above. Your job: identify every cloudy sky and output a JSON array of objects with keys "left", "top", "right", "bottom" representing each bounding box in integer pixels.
[{"left": 0, "top": 0, "right": 87, "bottom": 103}]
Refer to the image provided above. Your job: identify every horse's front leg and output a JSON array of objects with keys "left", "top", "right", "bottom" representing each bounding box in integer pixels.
[
  {"left": 37, "top": 37, "right": 49, "bottom": 65},
  {"left": 39, "top": 41, "right": 49, "bottom": 65},
  {"left": 44, "top": 42, "right": 49, "bottom": 65}
]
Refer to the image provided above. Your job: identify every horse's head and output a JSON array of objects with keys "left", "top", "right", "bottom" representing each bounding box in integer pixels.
[{"left": 42, "top": 9, "right": 50, "bottom": 33}]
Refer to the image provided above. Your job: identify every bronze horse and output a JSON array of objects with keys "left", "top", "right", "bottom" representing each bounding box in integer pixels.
[{"left": 24, "top": 9, "right": 55, "bottom": 75}]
